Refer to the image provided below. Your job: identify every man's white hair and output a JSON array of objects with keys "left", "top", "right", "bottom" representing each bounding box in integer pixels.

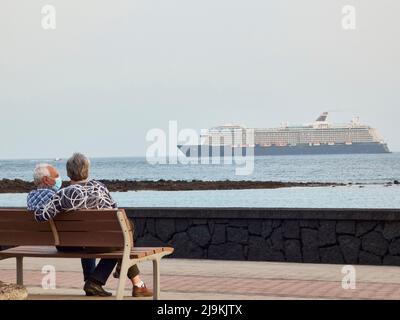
[{"left": 33, "top": 163, "right": 52, "bottom": 186}]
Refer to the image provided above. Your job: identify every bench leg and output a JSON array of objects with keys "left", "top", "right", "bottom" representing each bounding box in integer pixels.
[
  {"left": 153, "top": 258, "right": 160, "bottom": 300},
  {"left": 16, "top": 257, "right": 23, "bottom": 286},
  {"left": 116, "top": 259, "right": 130, "bottom": 300}
]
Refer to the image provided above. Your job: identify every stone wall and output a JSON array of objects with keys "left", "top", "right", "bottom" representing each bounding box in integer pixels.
[{"left": 126, "top": 208, "right": 400, "bottom": 266}]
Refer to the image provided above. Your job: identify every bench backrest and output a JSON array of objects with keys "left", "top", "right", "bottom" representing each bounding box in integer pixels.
[{"left": 0, "top": 209, "right": 133, "bottom": 247}]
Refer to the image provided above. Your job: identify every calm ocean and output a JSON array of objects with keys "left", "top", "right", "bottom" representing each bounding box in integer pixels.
[{"left": 0, "top": 153, "right": 399, "bottom": 208}]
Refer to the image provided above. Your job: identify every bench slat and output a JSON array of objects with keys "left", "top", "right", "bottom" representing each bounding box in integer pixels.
[
  {"left": 0, "top": 212, "right": 39, "bottom": 221},
  {"left": 0, "top": 246, "right": 174, "bottom": 259},
  {"left": 0, "top": 221, "right": 52, "bottom": 231},
  {"left": 54, "top": 210, "right": 121, "bottom": 221},
  {"left": 54, "top": 221, "right": 122, "bottom": 232},
  {"left": 57, "top": 231, "right": 125, "bottom": 247},
  {"left": 0, "top": 232, "right": 55, "bottom": 246}
]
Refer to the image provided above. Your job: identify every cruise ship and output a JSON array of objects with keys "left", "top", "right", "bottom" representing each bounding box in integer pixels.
[{"left": 178, "top": 112, "right": 390, "bottom": 157}]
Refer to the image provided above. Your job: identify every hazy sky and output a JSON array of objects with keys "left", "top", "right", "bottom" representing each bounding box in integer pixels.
[{"left": 1, "top": 0, "right": 399, "bottom": 159}]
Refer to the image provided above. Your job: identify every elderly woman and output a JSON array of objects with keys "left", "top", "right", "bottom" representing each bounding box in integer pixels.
[{"left": 36, "top": 153, "right": 152, "bottom": 298}]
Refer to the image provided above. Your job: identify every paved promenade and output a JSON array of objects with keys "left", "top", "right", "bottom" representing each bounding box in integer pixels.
[{"left": 1, "top": 258, "right": 400, "bottom": 300}]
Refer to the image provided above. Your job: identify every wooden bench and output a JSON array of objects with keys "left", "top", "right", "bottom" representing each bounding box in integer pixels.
[{"left": 0, "top": 209, "right": 174, "bottom": 300}]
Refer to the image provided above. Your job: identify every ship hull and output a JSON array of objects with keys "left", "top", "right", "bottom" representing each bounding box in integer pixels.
[{"left": 178, "top": 142, "right": 391, "bottom": 157}]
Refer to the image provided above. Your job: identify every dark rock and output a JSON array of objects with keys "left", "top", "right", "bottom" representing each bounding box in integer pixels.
[
  {"left": 211, "top": 224, "right": 226, "bottom": 245},
  {"left": 214, "top": 219, "right": 229, "bottom": 224},
  {"left": 359, "top": 251, "right": 381, "bottom": 265},
  {"left": 356, "top": 222, "right": 377, "bottom": 237},
  {"left": 336, "top": 221, "right": 356, "bottom": 235},
  {"left": 208, "top": 221, "right": 215, "bottom": 234},
  {"left": 146, "top": 218, "right": 156, "bottom": 236},
  {"left": 248, "top": 220, "right": 262, "bottom": 235},
  {"left": 175, "top": 219, "right": 191, "bottom": 232},
  {"left": 285, "top": 240, "right": 302, "bottom": 262},
  {"left": 319, "top": 246, "right": 344, "bottom": 264},
  {"left": 169, "top": 233, "right": 204, "bottom": 258},
  {"left": 394, "top": 180, "right": 399, "bottom": 185},
  {"left": 270, "top": 228, "right": 284, "bottom": 251},
  {"left": 382, "top": 222, "right": 400, "bottom": 240},
  {"left": 261, "top": 220, "right": 273, "bottom": 238},
  {"left": 188, "top": 225, "right": 211, "bottom": 247},
  {"left": 229, "top": 219, "right": 248, "bottom": 227},
  {"left": 301, "top": 228, "right": 318, "bottom": 246},
  {"left": 299, "top": 220, "right": 319, "bottom": 229},
  {"left": 301, "top": 229, "right": 319, "bottom": 263},
  {"left": 248, "top": 236, "right": 268, "bottom": 260},
  {"left": 227, "top": 227, "right": 248, "bottom": 244},
  {"left": 136, "top": 233, "right": 166, "bottom": 247},
  {"left": 361, "top": 231, "right": 388, "bottom": 256},
  {"left": 283, "top": 220, "right": 300, "bottom": 239},
  {"left": 302, "top": 247, "right": 319, "bottom": 263},
  {"left": 375, "top": 223, "right": 384, "bottom": 233},
  {"left": 318, "top": 221, "right": 337, "bottom": 246},
  {"left": 265, "top": 247, "right": 285, "bottom": 261},
  {"left": 244, "top": 245, "right": 248, "bottom": 258},
  {"left": 131, "top": 218, "right": 146, "bottom": 238},
  {"left": 272, "top": 220, "right": 282, "bottom": 229},
  {"left": 193, "top": 219, "right": 207, "bottom": 225},
  {"left": 208, "top": 243, "right": 244, "bottom": 260},
  {"left": 389, "top": 239, "right": 400, "bottom": 256},
  {"left": 338, "top": 235, "right": 360, "bottom": 264},
  {"left": 155, "top": 219, "right": 175, "bottom": 242},
  {"left": 383, "top": 255, "right": 400, "bottom": 266}
]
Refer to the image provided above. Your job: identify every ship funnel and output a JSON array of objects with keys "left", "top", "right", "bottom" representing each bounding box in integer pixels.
[{"left": 316, "top": 112, "right": 328, "bottom": 122}]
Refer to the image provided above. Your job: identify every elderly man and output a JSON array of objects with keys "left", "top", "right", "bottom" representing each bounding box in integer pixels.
[
  {"left": 32, "top": 153, "right": 152, "bottom": 298},
  {"left": 27, "top": 164, "right": 63, "bottom": 221}
]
